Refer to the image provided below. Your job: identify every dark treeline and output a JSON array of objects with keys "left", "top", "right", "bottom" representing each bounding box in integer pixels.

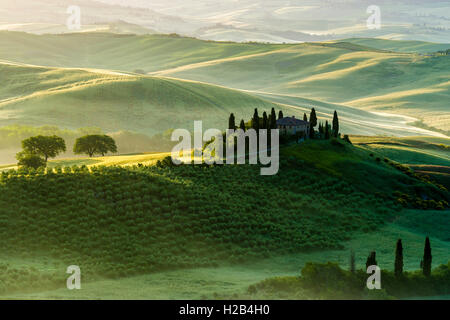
[
  {"left": 361, "top": 237, "right": 434, "bottom": 278},
  {"left": 228, "top": 107, "right": 349, "bottom": 144},
  {"left": 248, "top": 237, "right": 449, "bottom": 299}
]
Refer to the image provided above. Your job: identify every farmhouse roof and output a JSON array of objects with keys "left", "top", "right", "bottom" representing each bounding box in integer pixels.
[{"left": 277, "top": 116, "right": 309, "bottom": 126}]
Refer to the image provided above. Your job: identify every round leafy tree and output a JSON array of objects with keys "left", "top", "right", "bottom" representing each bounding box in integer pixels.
[
  {"left": 73, "top": 135, "right": 117, "bottom": 157},
  {"left": 22, "top": 135, "right": 66, "bottom": 162}
]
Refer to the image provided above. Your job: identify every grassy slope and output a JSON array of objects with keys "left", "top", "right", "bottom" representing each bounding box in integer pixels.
[
  {"left": 0, "top": 32, "right": 448, "bottom": 134},
  {"left": 5, "top": 222, "right": 450, "bottom": 300},
  {"left": 155, "top": 42, "right": 450, "bottom": 132},
  {"left": 0, "top": 63, "right": 286, "bottom": 135},
  {"left": 1, "top": 140, "right": 448, "bottom": 298},
  {"left": 340, "top": 38, "right": 450, "bottom": 54},
  {"left": 0, "top": 32, "right": 286, "bottom": 73},
  {"left": 1, "top": 61, "right": 438, "bottom": 139},
  {"left": 351, "top": 136, "right": 450, "bottom": 166},
  {"left": 351, "top": 136, "right": 450, "bottom": 190},
  {"left": 249, "top": 92, "right": 438, "bottom": 137}
]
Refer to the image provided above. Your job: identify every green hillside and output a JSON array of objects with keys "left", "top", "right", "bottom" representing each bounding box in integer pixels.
[
  {"left": 340, "top": 38, "right": 450, "bottom": 54},
  {"left": 1, "top": 60, "right": 437, "bottom": 143},
  {"left": 0, "top": 140, "right": 448, "bottom": 296},
  {"left": 0, "top": 32, "right": 448, "bottom": 134},
  {"left": 0, "top": 31, "right": 285, "bottom": 73},
  {"left": 351, "top": 136, "right": 450, "bottom": 166},
  {"left": 154, "top": 43, "right": 450, "bottom": 133},
  {"left": 0, "top": 62, "right": 284, "bottom": 135}
]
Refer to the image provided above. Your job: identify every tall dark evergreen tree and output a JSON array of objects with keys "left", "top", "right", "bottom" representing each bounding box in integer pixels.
[
  {"left": 270, "top": 108, "right": 277, "bottom": 129},
  {"left": 252, "top": 108, "right": 259, "bottom": 131},
  {"left": 318, "top": 122, "right": 324, "bottom": 135},
  {"left": 239, "top": 119, "right": 246, "bottom": 131},
  {"left": 366, "top": 251, "right": 377, "bottom": 270},
  {"left": 332, "top": 110, "right": 339, "bottom": 138},
  {"left": 228, "top": 113, "right": 236, "bottom": 130},
  {"left": 423, "top": 237, "right": 432, "bottom": 276},
  {"left": 262, "top": 111, "right": 268, "bottom": 130},
  {"left": 303, "top": 113, "right": 308, "bottom": 122},
  {"left": 350, "top": 249, "right": 356, "bottom": 273},
  {"left": 395, "top": 239, "right": 403, "bottom": 277},
  {"left": 278, "top": 110, "right": 284, "bottom": 120},
  {"left": 309, "top": 108, "right": 317, "bottom": 127},
  {"left": 325, "top": 120, "right": 330, "bottom": 139},
  {"left": 309, "top": 108, "right": 317, "bottom": 139}
]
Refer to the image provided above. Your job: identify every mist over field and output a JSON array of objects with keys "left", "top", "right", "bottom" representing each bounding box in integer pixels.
[{"left": 1, "top": 0, "right": 449, "bottom": 42}]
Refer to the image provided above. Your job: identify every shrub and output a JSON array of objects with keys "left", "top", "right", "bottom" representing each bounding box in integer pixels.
[
  {"left": 343, "top": 135, "right": 352, "bottom": 144},
  {"left": 16, "top": 153, "right": 46, "bottom": 169}
]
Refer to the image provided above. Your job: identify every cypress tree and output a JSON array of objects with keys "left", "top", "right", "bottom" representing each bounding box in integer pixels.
[
  {"left": 309, "top": 108, "right": 317, "bottom": 127},
  {"left": 395, "top": 239, "right": 403, "bottom": 277},
  {"left": 252, "top": 108, "right": 259, "bottom": 131},
  {"left": 325, "top": 120, "right": 330, "bottom": 139},
  {"left": 262, "top": 112, "right": 268, "bottom": 129},
  {"left": 239, "top": 119, "right": 246, "bottom": 131},
  {"left": 303, "top": 113, "right": 308, "bottom": 122},
  {"left": 349, "top": 249, "right": 356, "bottom": 273},
  {"left": 332, "top": 110, "right": 339, "bottom": 138},
  {"left": 318, "top": 123, "right": 324, "bottom": 135},
  {"left": 423, "top": 237, "right": 432, "bottom": 276},
  {"left": 309, "top": 108, "right": 317, "bottom": 139},
  {"left": 366, "top": 251, "right": 377, "bottom": 270},
  {"left": 270, "top": 108, "right": 277, "bottom": 129},
  {"left": 228, "top": 113, "right": 235, "bottom": 130},
  {"left": 278, "top": 110, "right": 284, "bottom": 120}
]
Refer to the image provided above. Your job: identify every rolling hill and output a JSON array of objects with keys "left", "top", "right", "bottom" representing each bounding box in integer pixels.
[
  {"left": 340, "top": 38, "right": 450, "bottom": 54},
  {"left": 0, "top": 31, "right": 448, "bottom": 138},
  {"left": 0, "top": 59, "right": 442, "bottom": 146},
  {"left": 0, "top": 32, "right": 285, "bottom": 73},
  {"left": 3, "top": 0, "right": 450, "bottom": 43},
  {"left": 0, "top": 30, "right": 449, "bottom": 299},
  {"left": 0, "top": 139, "right": 448, "bottom": 297},
  {"left": 0, "top": 62, "right": 285, "bottom": 135},
  {"left": 151, "top": 42, "right": 450, "bottom": 133}
]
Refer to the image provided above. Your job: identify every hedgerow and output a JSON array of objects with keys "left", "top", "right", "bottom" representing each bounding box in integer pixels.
[{"left": 246, "top": 262, "right": 450, "bottom": 299}]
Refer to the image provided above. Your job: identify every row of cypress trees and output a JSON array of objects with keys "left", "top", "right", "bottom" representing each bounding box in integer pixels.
[
  {"left": 228, "top": 108, "right": 281, "bottom": 131},
  {"left": 354, "top": 237, "right": 433, "bottom": 277},
  {"left": 309, "top": 108, "right": 340, "bottom": 139},
  {"left": 228, "top": 107, "right": 340, "bottom": 140}
]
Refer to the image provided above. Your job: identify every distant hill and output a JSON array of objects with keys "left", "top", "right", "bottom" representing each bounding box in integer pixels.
[
  {"left": 0, "top": 20, "right": 156, "bottom": 35},
  {"left": 340, "top": 38, "right": 450, "bottom": 54},
  {"left": 150, "top": 41, "right": 450, "bottom": 134},
  {"left": 0, "top": 31, "right": 284, "bottom": 72},
  {"left": 0, "top": 0, "right": 188, "bottom": 34}
]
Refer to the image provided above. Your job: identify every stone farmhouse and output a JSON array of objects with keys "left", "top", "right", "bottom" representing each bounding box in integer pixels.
[{"left": 276, "top": 116, "right": 310, "bottom": 137}]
